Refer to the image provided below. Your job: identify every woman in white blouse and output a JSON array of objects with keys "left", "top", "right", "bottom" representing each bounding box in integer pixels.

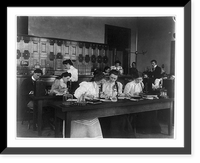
[
  {"left": 101, "top": 69, "right": 123, "bottom": 100},
  {"left": 63, "top": 59, "right": 78, "bottom": 82},
  {"left": 110, "top": 60, "right": 123, "bottom": 75},
  {"left": 49, "top": 72, "right": 71, "bottom": 95},
  {"left": 99, "top": 70, "right": 135, "bottom": 138},
  {"left": 72, "top": 72, "right": 106, "bottom": 138},
  {"left": 124, "top": 76, "right": 161, "bottom": 134},
  {"left": 123, "top": 77, "right": 144, "bottom": 96}
]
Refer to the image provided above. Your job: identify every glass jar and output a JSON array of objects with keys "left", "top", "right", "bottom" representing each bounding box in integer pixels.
[{"left": 62, "top": 93, "right": 73, "bottom": 105}]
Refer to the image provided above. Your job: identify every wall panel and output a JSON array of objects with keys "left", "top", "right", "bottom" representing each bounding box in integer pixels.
[{"left": 17, "top": 34, "right": 109, "bottom": 76}]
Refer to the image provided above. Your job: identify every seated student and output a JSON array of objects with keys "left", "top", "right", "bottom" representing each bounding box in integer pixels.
[
  {"left": 129, "top": 62, "right": 139, "bottom": 79},
  {"left": 101, "top": 69, "right": 123, "bottom": 99},
  {"left": 124, "top": 75, "right": 161, "bottom": 134},
  {"left": 124, "top": 76, "right": 144, "bottom": 96},
  {"left": 99, "top": 70, "right": 135, "bottom": 138},
  {"left": 49, "top": 72, "right": 72, "bottom": 95},
  {"left": 71, "top": 72, "right": 106, "bottom": 138},
  {"left": 20, "top": 69, "right": 43, "bottom": 126},
  {"left": 41, "top": 72, "right": 72, "bottom": 131},
  {"left": 90, "top": 68, "right": 102, "bottom": 82},
  {"left": 20, "top": 69, "right": 54, "bottom": 130},
  {"left": 20, "top": 68, "right": 43, "bottom": 109},
  {"left": 103, "top": 66, "right": 111, "bottom": 76},
  {"left": 110, "top": 60, "right": 123, "bottom": 75}
]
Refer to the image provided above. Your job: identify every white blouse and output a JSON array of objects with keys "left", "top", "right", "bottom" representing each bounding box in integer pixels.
[
  {"left": 50, "top": 78, "right": 68, "bottom": 95},
  {"left": 74, "top": 81, "right": 100, "bottom": 99},
  {"left": 124, "top": 81, "right": 144, "bottom": 95},
  {"left": 72, "top": 81, "right": 102, "bottom": 136},
  {"left": 110, "top": 66, "right": 123, "bottom": 74},
  {"left": 65, "top": 65, "right": 78, "bottom": 82},
  {"left": 102, "top": 80, "right": 123, "bottom": 97}
]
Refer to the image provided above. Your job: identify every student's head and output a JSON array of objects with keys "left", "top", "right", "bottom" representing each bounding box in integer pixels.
[
  {"left": 33, "top": 69, "right": 43, "bottom": 80},
  {"left": 93, "top": 72, "right": 106, "bottom": 85},
  {"left": 131, "top": 62, "right": 136, "bottom": 68},
  {"left": 134, "top": 77, "right": 143, "bottom": 83},
  {"left": 114, "top": 60, "right": 121, "bottom": 67},
  {"left": 109, "top": 69, "right": 119, "bottom": 82},
  {"left": 133, "top": 74, "right": 143, "bottom": 83},
  {"left": 61, "top": 72, "right": 72, "bottom": 83},
  {"left": 63, "top": 59, "right": 73, "bottom": 69},
  {"left": 92, "top": 68, "right": 101, "bottom": 76},
  {"left": 151, "top": 59, "right": 157, "bottom": 67},
  {"left": 104, "top": 66, "right": 110, "bottom": 73}
]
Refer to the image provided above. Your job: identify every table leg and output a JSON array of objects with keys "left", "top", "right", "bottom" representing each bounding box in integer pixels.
[
  {"left": 55, "top": 116, "right": 61, "bottom": 137},
  {"left": 168, "top": 102, "right": 173, "bottom": 135},
  {"left": 132, "top": 114, "right": 137, "bottom": 137},
  {"left": 37, "top": 100, "right": 43, "bottom": 136},
  {"left": 63, "top": 120, "right": 65, "bottom": 138},
  {"left": 33, "top": 101, "right": 37, "bottom": 131},
  {"left": 64, "top": 113, "right": 71, "bottom": 138}
]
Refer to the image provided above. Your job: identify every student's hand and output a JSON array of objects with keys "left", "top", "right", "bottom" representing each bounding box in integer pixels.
[
  {"left": 100, "top": 93, "right": 110, "bottom": 99},
  {"left": 29, "top": 91, "right": 34, "bottom": 95},
  {"left": 85, "top": 95, "right": 94, "bottom": 100},
  {"left": 118, "top": 93, "right": 125, "bottom": 97}
]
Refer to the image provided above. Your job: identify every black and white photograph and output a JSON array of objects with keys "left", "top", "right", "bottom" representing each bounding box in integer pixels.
[
  {"left": 16, "top": 15, "right": 176, "bottom": 139},
  {"left": 3, "top": 3, "right": 192, "bottom": 156}
]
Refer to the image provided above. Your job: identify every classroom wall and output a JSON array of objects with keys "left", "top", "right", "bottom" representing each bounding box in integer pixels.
[
  {"left": 28, "top": 16, "right": 137, "bottom": 58},
  {"left": 136, "top": 17, "right": 175, "bottom": 74},
  {"left": 28, "top": 16, "right": 175, "bottom": 73}
]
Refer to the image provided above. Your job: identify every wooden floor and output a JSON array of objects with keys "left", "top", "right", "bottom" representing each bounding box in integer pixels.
[{"left": 17, "top": 120, "right": 174, "bottom": 138}]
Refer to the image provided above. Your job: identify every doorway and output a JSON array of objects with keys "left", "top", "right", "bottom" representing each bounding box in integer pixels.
[{"left": 105, "top": 24, "right": 131, "bottom": 74}]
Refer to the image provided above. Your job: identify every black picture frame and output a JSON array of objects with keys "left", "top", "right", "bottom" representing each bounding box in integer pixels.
[{"left": 0, "top": 1, "right": 194, "bottom": 157}]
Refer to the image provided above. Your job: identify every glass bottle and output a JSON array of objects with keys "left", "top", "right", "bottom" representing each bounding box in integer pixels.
[{"left": 112, "top": 84, "right": 118, "bottom": 98}]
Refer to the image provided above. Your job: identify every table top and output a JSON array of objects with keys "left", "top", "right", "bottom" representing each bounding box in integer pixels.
[
  {"left": 50, "top": 98, "right": 174, "bottom": 112},
  {"left": 29, "top": 94, "right": 63, "bottom": 100}
]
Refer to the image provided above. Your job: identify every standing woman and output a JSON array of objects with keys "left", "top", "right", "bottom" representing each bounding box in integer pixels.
[
  {"left": 72, "top": 72, "right": 106, "bottom": 138},
  {"left": 62, "top": 59, "right": 78, "bottom": 82},
  {"left": 62, "top": 59, "right": 79, "bottom": 94}
]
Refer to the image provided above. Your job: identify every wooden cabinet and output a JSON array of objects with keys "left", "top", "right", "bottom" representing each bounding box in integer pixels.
[{"left": 17, "top": 34, "right": 110, "bottom": 76}]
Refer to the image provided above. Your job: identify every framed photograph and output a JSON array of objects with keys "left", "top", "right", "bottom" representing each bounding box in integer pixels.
[{"left": 1, "top": 1, "right": 194, "bottom": 157}]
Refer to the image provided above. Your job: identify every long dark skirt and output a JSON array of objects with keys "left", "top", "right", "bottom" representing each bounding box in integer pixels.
[
  {"left": 134, "top": 111, "right": 161, "bottom": 134},
  {"left": 99, "top": 115, "right": 136, "bottom": 138}
]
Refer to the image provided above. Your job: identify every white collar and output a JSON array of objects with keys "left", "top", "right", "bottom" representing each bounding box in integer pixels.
[{"left": 32, "top": 76, "right": 36, "bottom": 81}]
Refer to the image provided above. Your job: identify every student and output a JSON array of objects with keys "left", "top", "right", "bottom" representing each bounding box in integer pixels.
[
  {"left": 129, "top": 62, "right": 139, "bottom": 79},
  {"left": 150, "top": 59, "right": 162, "bottom": 82},
  {"left": 103, "top": 66, "right": 111, "bottom": 76},
  {"left": 62, "top": 59, "right": 78, "bottom": 82},
  {"left": 124, "top": 75, "right": 161, "bottom": 134},
  {"left": 20, "top": 69, "right": 43, "bottom": 110},
  {"left": 110, "top": 60, "right": 123, "bottom": 75},
  {"left": 143, "top": 60, "right": 162, "bottom": 93},
  {"left": 49, "top": 72, "right": 71, "bottom": 95},
  {"left": 101, "top": 69, "right": 123, "bottom": 99},
  {"left": 99, "top": 70, "right": 135, "bottom": 138},
  {"left": 124, "top": 75, "right": 144, "bottom": 96},
  {"left": 19, "top": 69, "right": 43, "bottom": 128},
  {"left": 62, "top": 59, "right": 79, "bottom": 94},
  {"left": 71, "top": 72, "right": 106, "bottom": 138}
]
